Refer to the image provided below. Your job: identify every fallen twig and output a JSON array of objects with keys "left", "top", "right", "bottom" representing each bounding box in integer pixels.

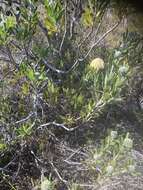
[{"left": 50, "top": 162, "right": 67, "bottom": 184}]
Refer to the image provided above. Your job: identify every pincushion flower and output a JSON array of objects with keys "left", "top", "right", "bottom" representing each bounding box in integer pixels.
[{"left": 89, "top": 58, "right": 105, "bottom": 71}]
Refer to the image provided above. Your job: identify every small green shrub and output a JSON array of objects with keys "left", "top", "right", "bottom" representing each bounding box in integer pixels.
[
  {"left": 40, "top": 176, "right": 55, "bottom": 190},
  {"left": 15, "top": 123, "right": 33, "bottom": 139},
  {"left": 85, "top": 131, "right": 135, "bottom": 181}
]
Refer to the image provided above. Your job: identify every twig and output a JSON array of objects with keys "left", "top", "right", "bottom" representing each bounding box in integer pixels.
[
  {"left": 6, "top": 45, "right": 18, "bottom": 68},
  {"left": 66, "top": 21, "right": 120, "bottom": 73},
  {"left": 0, "top": 167, "right": 11, "bottom": 173},
  {"left": 73, "top": 183, "right": 97, "bottom": 188},
  {"left": 31, "top": 150, "right": 44, "bottom": 165},
  {"left": 15, "top": 112, "right": 34, "bottom": 124},
  {"left": 39, "top": 121, "right": 80, "bottom": 132},
  {"left": 0, "top": 57, "right": 11, "bottom": 62},
  {"left": 43, "top": 59, "right": 65, "bottom": 74},
  {"left": 65, "top": 59, "right": 79, "bottom": 73},
  {"left": 80, "top": 21, "right": 120, "bottom": 61},
  {"left": 69, "top": 18, "right": 75, "bottom": 40},
  {"left": 65, "top": 148, "right": 82, "bottom": 161},
  {"left": 78, "top": 27, "right": 94, "bottom": 48},
  {"left": 64, "top": 160, "right": 82, "bottom": 165},
  {"left": 93, "top": 11, "right": 105, "bottom": 42},
  {"left": 10, "top": 40, "right": 22, "bottom": 51},
  {"left": 78, "top": 16, "right": 102, "bottom": 48},
  {"left": 14, "top": 162, "right": 21, "bottom": 179},
  {"left": 38, "top": 20, "right": 50, "bottom": 46},
  {"left": 50, "top": 162, "right": 67, "bottom": 184},
  {"left": 0, "top": 155, "right": 18, "bottom": 173},
  {"left": 58, "top": 144, "right": 88, "bottom": 157},
  {"left": 29, "top": 49, "right": 65, "bottom": 74},
  {"left": 59, "top": 1, "right": 67, "bottom": 52}
]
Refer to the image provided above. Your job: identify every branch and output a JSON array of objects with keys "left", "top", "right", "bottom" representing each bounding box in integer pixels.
[
  {"left": 6, "top": 45, "right": 18, "bottom": 68},
  {"left": 78, "top": 12, "right": 103, "bottom": 48},
  {"left": 15, "top": 112, "right": 34, "bottom": 124},
  {"left": 80, "top": 21, "right": 120, "bottom": 61},
  {"left": 43, "top": 59, "right": 65, "bottom": 74},
  {"left": 59, "top": 1, "right": 67, "bottom": 52},
  {"left": 63, "top": 21, "right": 120, "bottom": 73},
  {"left": 50, "top": 162, "right": 67, "bottom": 184},
  {"left": 38, "top": 20, "right": 50, "bottom": 46},
  {"left": 78, "top": 27, "right": 94, "bottom": 48},
  {"left": 65, "top": 22, "right": 120, "bottom": 73},
  {"left": 39, "top": 121, "right": 80, "bottom": 132},
  {"left": 0, "top": 56, "right": 11, "bottom": 62},
  {"left": 29, "top": 21, "right": 120, "bottom": 75}
]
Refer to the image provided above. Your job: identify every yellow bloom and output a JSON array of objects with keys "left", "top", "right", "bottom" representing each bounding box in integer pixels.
[{"left": 89, "top": 58, "right": 105, "bottom": 71}]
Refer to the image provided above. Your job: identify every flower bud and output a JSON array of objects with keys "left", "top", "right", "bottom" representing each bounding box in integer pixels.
[
  {"left": 123, "top": 138, "right": 133, "bottom": 149},
  {"left": 114, "top": 50, "right": 121, "bottom": 58},
  {"left": 106, "top": 165, "right": 114, "bottom": 175},
  {"left": 110, "top": 131, "right": 118, "bottom": 139}
]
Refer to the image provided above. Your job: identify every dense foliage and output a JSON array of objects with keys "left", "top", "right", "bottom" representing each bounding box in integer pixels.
[
  {"left": 0, "top": 0, "right": 130, "bottom": 130},
  {"left": 0, "top": 0, "right": 143, "bottom": 189}
]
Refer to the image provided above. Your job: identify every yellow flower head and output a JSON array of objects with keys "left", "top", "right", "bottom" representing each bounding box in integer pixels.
[{"left": 89, "top": 58, "right": 105, "bottom": 71}]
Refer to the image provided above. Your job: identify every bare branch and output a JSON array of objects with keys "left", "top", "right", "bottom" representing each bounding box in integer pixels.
[
  {"left": 80, "top": 21, "right": 120, "bottom": 61},
  {"left": 78, "top": 13, "right": 103, "bottom": 48},
  {"left": 39, "top": 121, "right": 80, "bottom": 132},
  {"left": 63, "top": 160, "right": 82, "bottom": 165},
  {"left": 65, "top": 148, "right": 82, "bottom": 161},
  {"left": 15, "top": 112, "right": 34, "bottom": 124},
  {"left": 59, "top": 1, "right": 67, "bottom": 52},
  {"left": 78, "top": 27, "right": 94, "bottom": 48},
  {"left": 43, "top": 59, "right": 65, "bottom": 74},
  {"left": 50, "top": 162, "right": 67, "bottom": 184},
  {"left": 38, "top": 20, "right": 50, "bottom": 46},
  {"left": 6, "top": 45, "right": 18, "bottom": 68},
  {"left": 0, "top": 56, "right": 11, "bottom": 62},
  {"left": 27, "top": 21, "right": 120, "bottom": 75}
]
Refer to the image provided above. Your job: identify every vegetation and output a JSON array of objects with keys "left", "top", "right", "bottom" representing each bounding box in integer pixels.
[{"left": 0, "top": 0, "right": 143, "bottom": 189}]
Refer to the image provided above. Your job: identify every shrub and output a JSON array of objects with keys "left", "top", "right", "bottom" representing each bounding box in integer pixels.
[{"left": 85, "top": 131, "right": 135, "bottom": 181}]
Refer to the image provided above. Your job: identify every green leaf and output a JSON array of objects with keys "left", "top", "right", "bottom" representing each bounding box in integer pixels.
[
  {"left": 16, "top": 124, "right": 33, "bottom": 138},
  {"left": 26, "top": 68, "right": 35, "bottom": 81},
  {"left": 44, "top": 17, "right": 57, "bottom": 34},
  {"left": 0, "top": 143, "right": 6, "bottom": 150},
  {"left": 0, "top": 26, "right": 7, "bottom": 44},
  {"left": 21, "top": 82, "right": 30, "bottom": 95},
  {"left": 5, "top": 16, "right": 16, "bottom": 29},
  {"left": 81, "top": 7, "right": 93, "bottom": 27}
]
